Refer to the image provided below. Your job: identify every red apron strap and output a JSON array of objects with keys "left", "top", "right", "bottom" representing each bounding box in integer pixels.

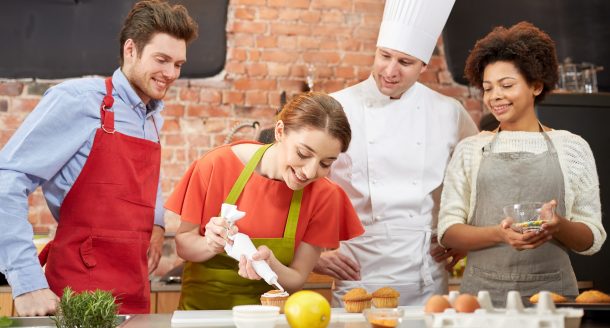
[{"left": 100, "top": 77, "right": 115, "bottom": 134}]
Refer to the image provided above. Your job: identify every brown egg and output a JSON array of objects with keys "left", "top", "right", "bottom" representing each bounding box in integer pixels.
[
  {"left": 424, "top": 295, "right": 452, "bottom": 313},
  {"left": 454, "top": 294, "right": 480, "bottom": 313}
]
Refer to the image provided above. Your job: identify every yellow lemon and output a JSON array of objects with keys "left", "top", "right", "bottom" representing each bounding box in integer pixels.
[{"left": 284, "top": 290, "right": 331, "bottom": 328}]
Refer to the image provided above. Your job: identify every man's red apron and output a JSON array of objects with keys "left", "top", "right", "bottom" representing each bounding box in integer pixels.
[{"left": 39, "top": 77, "right": 161, "bottom": 314}]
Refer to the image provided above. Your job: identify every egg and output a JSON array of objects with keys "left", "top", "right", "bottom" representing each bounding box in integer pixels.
[
  {"left": 454, "top": 294, "right": 480, "bottom": 313},
  {"left": 424, "top": 295, "right": 452, "bottom": 313}
]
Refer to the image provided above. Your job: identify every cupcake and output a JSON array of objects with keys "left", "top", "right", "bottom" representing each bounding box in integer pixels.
[
  {"left": 342, "top": 287, "right": 372, "bottom": 313},
  {"left": 576, "top": 290, "right": 610, "bottom": 303},
  {"left": 260, "top": 289, "right": 289, "bottom": 313},
  {"left": 372, "top": 287, "right": 400, "bottom": 308},
  {"left": 529, "top": 292, "right": 567, "bottom": 304}
]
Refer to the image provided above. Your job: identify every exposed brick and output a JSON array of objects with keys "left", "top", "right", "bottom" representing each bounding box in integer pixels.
[
  {"left": 179, "top": 87, "right": 200, "bottom": 102},
  {"left": 353, "top": 27, "right": 378, "bottom": 40},
  {"left": 246, "top": 63, "right": 268, "bottom": 77},
  {"left": 187, "top": 104, "right": 231, "bottom": 117},
  {"left": 270, "top": 23, "right": 311, "bottom": 36},
  {"left": 300, "top": 11, "right": 321, "bottom": 23},
  {"left": 234, "top": 79, "right": 277, "bottom": 91},
  {"left": 303, "top": 52, "right": 341, "bottom": 64},
  {"left": 259, "top": 8, "right": 279, "bottom": 19},
  {"left": 418, "top": 70, "right": 439, "bottom": 84},
  {"left": 343, "top": 53, "right": 374, "bottom": 66},
  {"left": 268, "top": 0, "right": 310, "bottom": 8},
  {"left": 315, "top": 25, "right": 352, "bottom": 37},
  {"left": 164, "top": 134, "right": 187, "bottom": 146},
  {"left": 354, "top": 1, "right": 384, "bottom": 14},
  {"left": 27, "top": 82, "right": 54, "bottom": 96},
  {"left": 234, "top": 7, "right": 255, "bottom": 20},
  {"left": 245, "top": 90, "right": 268, "bottom": 106},
  {"left": 267, "top": 63, "right": 291, "bottom": 77},
  {"left": 0, "top": 130, "right": 14, "bottom": 146},
  {"left": 464, "top": 98, "right": 483, "bottom": 112},
  {"left": 203, "top": 118, "right": 228, "bottom": 133},
  {"left": 335, "top": 66, "right": 355, "bottom": 79},
  {"left": 256, "top": 35, "right": 277, "bottom": 48},
  {"left": 438, "top": 70, "right": 457, "bottom": 85},
  {"left": 200, "top": 90, "right": 222, "bottom": 103},
  {"left": 0, "top": 99, "right": 7, "bottom": 112},
  {"left": 160, "top": 118, "right": 180, "bottom": 133},
  {"left": 428, "top": 85, "right": 469, "bottom": 98},
  {"left": 233, "top": 33, "right": 255, "bottom": 47},
  {"left": 312, "top": 0, "right": 351, "bottom": 10},
  {"left": 163, "top": 104, "right": 185, "bottom": 117},
  {"left": 248, "top": 50, "right": 262, "bottom": 61},
  {"left": 297, "top": 36, "right": 321, "bottom": 49},
  {"left": 260, "top": 51, "right": 299, "bottom": 63},
  {"left": 276, "top": 36, "right": 298, "bottom": 50},
  {"left": 428, "top": 56, "right": 447, "bottom": 71},
  {"left": 223, "top": 91, "right": 245, "bottom": 105},
  {"left": 229, "top": 48, "right": 247, "bottom": 61},
  {"left": 187, "top": 134, "right": 214, "bottom": 148},
  {"left": 0, "top": 82, "right": 24, "bottom": 96},
  {"left": 278, "top": 9, "right": 301, "bottom": 21},
  {"left": 321, "top": 11, "right": 345, "bottom": 23},
  {"left": 229, "top": 21, "right": 267, "bottom": 34},
  {"left": 318, "top": 80, "right": 346, "bottom": 93},
  {"left": 232, "top": 0, "right": 265, "bottom": 4},
  {"left": 225, "top": 61, "right": 246, "bottom": 75},
  {"left": 10, "top": 98, "right": 39, "bottom": 114},
  {"left": 278, "top": 80, "right": 307, "bottom": 92}
]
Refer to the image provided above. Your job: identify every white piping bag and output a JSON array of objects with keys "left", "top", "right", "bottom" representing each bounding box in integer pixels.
[{"left": 221, "top": 203, "right": 284, "bottom": 291}]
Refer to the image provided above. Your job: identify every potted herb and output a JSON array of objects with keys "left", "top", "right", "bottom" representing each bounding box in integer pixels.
[
  {"left": 0, "top": 309, "right": 12, "bottom": 328},
  {"left": 52, "top": 287, "right": 120, "bottom": 328}
]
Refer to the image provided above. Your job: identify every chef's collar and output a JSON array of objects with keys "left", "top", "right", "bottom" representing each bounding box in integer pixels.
[
  {"left": 112, "top": 68, "right": 163, "bottom": 115},
  {"left": 363, "top": 75, "right": 419, "bottom": 107}
]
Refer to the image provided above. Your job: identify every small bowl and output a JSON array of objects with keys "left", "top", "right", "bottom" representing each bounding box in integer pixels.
[
  {"left": 232, "top": 305, "right": 279, "bottom": 328},
  {"left": 503, "top": 202, "right": 548, "bottom": 233},
  {"left": 363, "top": 308, "right": 404, "bottom": 328}
]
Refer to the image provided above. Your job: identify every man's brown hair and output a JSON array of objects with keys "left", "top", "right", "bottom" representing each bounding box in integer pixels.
[{"left": 119, "top": 0, "right": 198, "bottom": 66}]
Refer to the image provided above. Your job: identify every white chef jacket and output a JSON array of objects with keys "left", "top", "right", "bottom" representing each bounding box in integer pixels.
[{"left": 329, "top": 76, "right": 478, "bottom": 306}]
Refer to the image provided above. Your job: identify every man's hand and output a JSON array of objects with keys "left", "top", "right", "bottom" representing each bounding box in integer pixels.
[
  {"left": 313, "top": 249, "right": 360, "bottom": 281},
  {"left": 14, "top": 288, "right": 59, "bottom": 316},
  {"left": 430, "top": 236, "right": 466, "bottom": 273},
  {"left": 148, "top": 225, "right": 165, "bottom": 274}
]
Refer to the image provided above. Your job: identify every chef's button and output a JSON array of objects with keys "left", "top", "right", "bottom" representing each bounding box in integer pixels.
[
  {"left": 374, "top": 215, "right": 382, "bottom": 221},
  {"left": 372, "top": 179, "right": 378, "bottom": 184},
  {"left": 416, "top": 141, "right": 422, "bottom": 146},
  {"left": 365, "top": 100, "right": 373, "bottom": 107},
  {"left": 409, "top": 214, "right": 414, "bottom": 218},
  {"left": 412, "top": 181, "right": 418, "bottom": 185},
  {"left": 368, "top": 139, "right": 375, "bottom": 144}
]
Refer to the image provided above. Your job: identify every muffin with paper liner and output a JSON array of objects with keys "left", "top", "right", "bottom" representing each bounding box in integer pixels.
[
  {"left": 372, "top": 286, "right": 400, "bottom": 308},
  {"left": 342, "top": 287, "right": 372, "bottom": 313},
  {"left": 260, "top": 289, "right": 289, "bottom": 313}
]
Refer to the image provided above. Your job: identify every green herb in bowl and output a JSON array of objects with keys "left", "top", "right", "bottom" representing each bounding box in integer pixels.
[{"left": 52, "top": 287, "right": 120, "bottom": 328}]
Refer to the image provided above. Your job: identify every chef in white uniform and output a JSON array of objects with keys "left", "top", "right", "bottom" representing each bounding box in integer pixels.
[{"left": 314, "top": 0, "right": 479, "bottom": 306}]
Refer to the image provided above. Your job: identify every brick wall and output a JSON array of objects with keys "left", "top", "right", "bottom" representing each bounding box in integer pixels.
[{"left": 0, "top": 0, "right": 483, "bottom": 236}]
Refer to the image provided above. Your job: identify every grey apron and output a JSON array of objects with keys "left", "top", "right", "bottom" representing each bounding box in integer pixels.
[{"left": 459, "top": 127, "right": 578, "bottom": 306}]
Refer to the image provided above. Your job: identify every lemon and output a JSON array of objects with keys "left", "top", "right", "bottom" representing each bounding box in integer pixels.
[{"left": 284, "top": 290, "right": 331, "bottom": 328}]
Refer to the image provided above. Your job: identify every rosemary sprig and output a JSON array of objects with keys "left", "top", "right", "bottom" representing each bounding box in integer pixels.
[{"left": 52, "top": 287, "right": 120, "bottom": 328}]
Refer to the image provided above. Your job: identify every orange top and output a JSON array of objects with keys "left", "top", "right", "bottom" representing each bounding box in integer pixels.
[{"left": 165, "top": 142, "right": 364, "bottom": 249}]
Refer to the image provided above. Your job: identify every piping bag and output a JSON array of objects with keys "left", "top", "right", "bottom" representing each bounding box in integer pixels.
[{"left": 221, "top": 203, "right": 285, "bottom": 291}]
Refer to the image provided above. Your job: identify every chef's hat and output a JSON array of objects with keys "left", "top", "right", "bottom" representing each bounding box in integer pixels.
[{"left": 376, "top": 0, "right": 455, "bottom": 64}]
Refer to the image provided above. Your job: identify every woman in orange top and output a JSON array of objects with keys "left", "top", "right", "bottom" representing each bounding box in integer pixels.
[{"left": 165, "top": 92, "right": 364, "bottom": 309}]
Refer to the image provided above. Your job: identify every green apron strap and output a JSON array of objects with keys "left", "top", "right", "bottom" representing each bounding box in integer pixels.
[
  {"left": 224, "top": 144, "right": 272, "bottom": 205},
  {"left": 283, "top": 189, "right": 302, "bottom": 239}
]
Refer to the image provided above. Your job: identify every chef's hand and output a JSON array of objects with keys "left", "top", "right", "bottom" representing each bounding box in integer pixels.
[
  {"left": 14, "top": 288, "right": 59, "bottom": 316},
  {"left": 499, "top": 217, "right": 550, "bottom": 250},
  {"left": 148, "top": 225, "right": 165, "bottom": 274},
  {"left": 204, "top": 216, "right": 238, "bottom": 254},
  {"left": 237, "top": 246, "right": 275, "bottom": 280},
  {"left": 313, "top": 249, "right": 360, "bottom": 281},
  {"left": 430, "top": 236, "right": 465, "bottom": 273}
]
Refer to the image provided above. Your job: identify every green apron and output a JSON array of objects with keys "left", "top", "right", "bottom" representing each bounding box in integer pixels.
[{"left": 179, "top": 144, "right": 303, "bottom": 310}]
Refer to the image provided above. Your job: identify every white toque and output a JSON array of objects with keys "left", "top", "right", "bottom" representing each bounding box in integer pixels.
[{"left": 376, "top": 0, "right": 456, "bottom": 64}]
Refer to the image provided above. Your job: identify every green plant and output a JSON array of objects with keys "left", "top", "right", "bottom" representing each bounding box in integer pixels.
[
  {"left": 52, "top": 287, "right": 119, "bottom": 328},
  {"left": 0, "top": 307, "right": 11, "bottom": 328}
]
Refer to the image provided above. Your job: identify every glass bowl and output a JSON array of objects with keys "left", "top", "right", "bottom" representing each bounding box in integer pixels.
[
  {"left": 503, "top": 202, "right": 547, "bottom": 233},
  {"left": 363, "top": 308, "right": 404, "bottom": 328}
]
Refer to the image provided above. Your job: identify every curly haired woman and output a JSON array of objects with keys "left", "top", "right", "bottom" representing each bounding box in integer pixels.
[{"left": 437, "top": 22, "right": 606, "bottom": 306}]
